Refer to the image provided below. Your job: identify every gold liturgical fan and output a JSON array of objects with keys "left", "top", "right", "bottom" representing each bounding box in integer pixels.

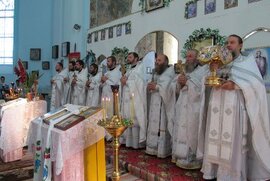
[{"left": 97, "top": 85, "right": 133, "bottom": 181}]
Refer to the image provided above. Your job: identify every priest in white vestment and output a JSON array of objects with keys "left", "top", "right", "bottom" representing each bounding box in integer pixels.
[
  {"left": 85, "top": 63, "right": 102, "bottom": 107},
  {"left": 169, "top": 50, "right": 208, "bottom": 169},
  {"left": 146, "top": 54, "right": 175, "bottom": 158},
  {"left": 50, "top": 62, "right": 68, "bottom": 111},
  {"left": 64, "top": 61, "right": 75, "bottom": 104},
  {"left": 100, "top": 56, "right": 122, "bottom": 118},
  {"left": 120, "top": 52, "right": 147, "bottom": 149},
  {"left": 198, "top": 35, "right": 270, "bottom": 181},
  {"left": 70, "top": 60, "right": 88, "bottom": 106}
]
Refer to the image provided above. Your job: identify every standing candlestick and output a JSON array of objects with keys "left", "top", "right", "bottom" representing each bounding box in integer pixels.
[{"left": 97, "top": 85, "right": 133, "bottom": 181}]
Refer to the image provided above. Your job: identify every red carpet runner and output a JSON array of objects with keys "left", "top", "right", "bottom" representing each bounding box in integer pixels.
[{"left": 106, "top": 144, "right": 204, "bottom": 181}]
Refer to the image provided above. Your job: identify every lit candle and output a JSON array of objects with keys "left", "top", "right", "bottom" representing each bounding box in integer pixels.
[
  {"left": 102, "top": 97, "right": 105, "bottom": 120},
  {"left": 130, "top": 93, "right": 135, "bottom": 121},
  {"left": 108, "top": 97, "right": 111, "bottom": 117}
]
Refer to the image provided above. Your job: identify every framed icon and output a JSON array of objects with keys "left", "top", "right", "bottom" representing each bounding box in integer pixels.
[
  {"left": 61, "top": 42, "right": 70, "bottom": 57},
  {"left": 146, "top": 0, "right": 164, "bottom": 12},
  {"left": 52, "top": 45, "right": 59, "bottom": 59},
  {"left": 30, "top": 48, "right": 41, "bottom": 60},
  {"left": 42, "top": 61, "right": 50, "bottom": 70}
]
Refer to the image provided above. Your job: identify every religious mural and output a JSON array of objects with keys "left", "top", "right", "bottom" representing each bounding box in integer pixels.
[{"left": 90, "top": 0, "right": 133, "bottom": 28}]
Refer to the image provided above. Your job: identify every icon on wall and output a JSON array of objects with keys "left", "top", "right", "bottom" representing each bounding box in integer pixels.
[
  {"left": 61, "top": 42, "right": 70, "bottom": 57},
  {"left": 30, "top": 48, "right": 41, "bottom": 60}
]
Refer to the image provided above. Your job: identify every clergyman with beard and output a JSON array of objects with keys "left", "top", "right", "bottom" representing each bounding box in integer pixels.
[
  {"left": 198, "top": 34, "right": 270, "bottom": 180},
  {"left": 50, "top": 62, "right": 68, "bottom": 111},
  {"left": 70, "top": 60, "right": 88, "bottom": 105},
  {"left": 64, "top": 61, "right": 75, "bottom": 104},
  {"left": 168, "top": 49, "right": 208, "bottom": 169},
  {"left": 146, "top": 54, "right": 175, "bottom": 158},
  {"left": 120, "top": 52, "right": 147, "bottom": 149},
  {"left": 85, "top": 63, "right": 102, "bottom": 107},
  {"left": 100, "top": 56, "right": 122, "bottom": 118}
]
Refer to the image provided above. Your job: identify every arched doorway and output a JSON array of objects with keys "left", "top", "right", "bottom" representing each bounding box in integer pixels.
[{"left": 135, "top": 31, "right": 179, "bottom": 64}]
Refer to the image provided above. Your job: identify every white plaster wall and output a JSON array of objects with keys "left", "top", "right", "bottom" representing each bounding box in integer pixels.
[{"left": 87, "top": 0, "right": 270, "bottom": 59}]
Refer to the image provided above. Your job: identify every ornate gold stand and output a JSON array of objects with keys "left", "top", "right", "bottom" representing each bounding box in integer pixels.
[
  {"left": 198, "top": 45, "right": 233, "bottom": 87},
  {"left": 98, "top": 85, "right": 133, "bottom": 181}
]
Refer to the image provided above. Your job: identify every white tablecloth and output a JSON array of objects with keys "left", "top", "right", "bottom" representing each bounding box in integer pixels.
[
  {"left": 0, "top": 99, "right": 47, "bottom": 162},
  {"left": 27, "top": 106, "right": 105, "bottom": 180}
]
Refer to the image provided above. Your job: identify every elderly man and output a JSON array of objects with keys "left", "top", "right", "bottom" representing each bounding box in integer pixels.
[
  {"left": 70, "top": 60, "right": 88, "bottom": 105},
  {"left": 146, "top": 54, "right": 175, "bottom": 158},
  {"left": 50, "top": 62, "right": 68, "bottom": 111},
  {"left": 169, "top": 49, "right": 207, "bottom": 169},
  {"left": 198, "top": 34, "right": 270, "bottom": 180},
  {"left": 85, "top": 63, "right": 102, "bottom": 107},
  {"left": 120, "top": 52, "right": 147, "bottom": 149}
]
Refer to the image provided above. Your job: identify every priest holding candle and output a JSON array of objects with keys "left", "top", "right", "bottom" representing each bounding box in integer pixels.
[{"left": 120, "top": 52, "right": 147, "bottom": 149}]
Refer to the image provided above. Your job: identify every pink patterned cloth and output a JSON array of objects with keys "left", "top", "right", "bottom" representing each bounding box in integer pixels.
[
  {"left": 27, "top": 109, "right": 105, "bottom": 180},
  {"left": 0, "top": 100, "right": 47, "bottom": 162}
]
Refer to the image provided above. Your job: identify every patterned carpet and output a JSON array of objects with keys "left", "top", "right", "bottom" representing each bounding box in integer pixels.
[{"left": 105, "top": 144, "right": 204, "bottom": 181}]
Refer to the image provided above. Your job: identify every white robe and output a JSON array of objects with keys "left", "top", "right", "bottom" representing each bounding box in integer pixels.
[
  {"left": 70, "top": 68, "right": 88, "bottom": 106},
  {"left": 169, "top": 65, "right": 207, "bottom": 168},
  {"left": 198, "top": 55, "right": 270, "bottom": 181},
  {"left": 120, "top": 63, "right": 147, "bottom": 148},
  {"left": 64, "top": 71, "right": 75, "bottom": 104},
  {"left": 50, "top": 69, "right": 68, "bottom": 111},
  {"left": 100, "top": 66, "right": 121, "bottom": 118},
  {"left": 146, "top": 66, "right": 175, "bottom": 158},
  {"left": 85, "top": 72, "right": 102, "bottom": 107}
]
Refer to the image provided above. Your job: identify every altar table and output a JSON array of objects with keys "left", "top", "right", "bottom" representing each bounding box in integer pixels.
[
  {"left": 0, "top": 98, "right": 47, "bottom": 162},
  {"left": 27, "top": 105, "right": 106, "bottom": 181}
]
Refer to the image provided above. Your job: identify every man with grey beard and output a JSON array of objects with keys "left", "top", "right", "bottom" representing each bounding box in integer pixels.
[
  {"left": 146, "top": 54, "right": 175, "bottom": 158},
  {"left": 168, "top": 49, "right": 208, "bottom": 169}
]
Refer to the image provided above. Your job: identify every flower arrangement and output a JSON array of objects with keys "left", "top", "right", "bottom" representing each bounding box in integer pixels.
[{"left": 14, "top": 59, "right": 42, "bottom": 94}]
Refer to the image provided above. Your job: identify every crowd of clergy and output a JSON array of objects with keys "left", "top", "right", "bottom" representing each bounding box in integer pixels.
[{"left": 50, "top": 34, "right": 270, "bottom": 181}]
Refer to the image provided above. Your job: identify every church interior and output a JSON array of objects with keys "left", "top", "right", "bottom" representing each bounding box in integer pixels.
[{"left": 1, "top": 0, "right": 270, "bottom": 180}]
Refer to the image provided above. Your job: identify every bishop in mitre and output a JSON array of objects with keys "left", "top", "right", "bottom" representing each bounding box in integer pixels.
[
  {"left": 120, "top": 52, "right": 147, "bottom": 149},
  {"left": 70, "top": 60, "right": 88, "bottom": 105},
  {"left": 85, "top": 63, "right": 102, "bottom": 107},
  {"left": 100, "top": 56, "right": 121, "bottom": 118},
  {"left": 146, "top": 54, "right": 175, "bottom": 158},
  {"left": 50, "top": 62, "right": 68, "bottom": 111},
  {"left": 168, "top": 49, "right": 207, "bottom": 169},
  {"left": 197, "top": 35, "right": 270, "bottom": 180}
]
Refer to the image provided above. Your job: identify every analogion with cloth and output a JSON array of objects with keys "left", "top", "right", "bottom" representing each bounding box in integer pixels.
[{"left": 27, "top": 104, "right": 106, "bottom": 181}]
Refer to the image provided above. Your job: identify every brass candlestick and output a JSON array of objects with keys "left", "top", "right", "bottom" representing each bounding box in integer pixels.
[
  {"left": 97, "top": 85, "right": 133, "bottom": 181},
  {"left": 198, "top": 45, "right": 233, "bottom": 86}
]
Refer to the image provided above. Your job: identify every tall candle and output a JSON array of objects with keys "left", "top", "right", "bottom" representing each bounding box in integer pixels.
[
  {"left": 102, "top": 97, "right": 105, "bottom": 119},
  {"left": 108, "top": 97, "right": 111, "bottom": 117},
  {"left": 130, "top": 93, "right": 135, "bottom": 121}
]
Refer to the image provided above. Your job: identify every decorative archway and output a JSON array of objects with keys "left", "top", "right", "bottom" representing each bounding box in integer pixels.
[{"left": 181, "top": 28, "right": 226, "bottom": 58}]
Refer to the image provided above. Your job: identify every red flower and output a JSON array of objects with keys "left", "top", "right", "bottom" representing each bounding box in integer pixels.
[{"left": 14, "top": 59, "right": 27, "bottom": 83}]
